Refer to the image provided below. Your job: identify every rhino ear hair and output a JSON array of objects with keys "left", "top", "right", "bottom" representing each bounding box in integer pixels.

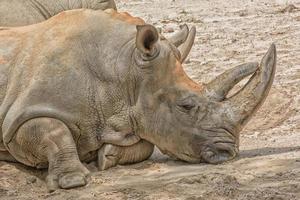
[{"left": 136, "top": 25, "right": 159, "bottom": 58}]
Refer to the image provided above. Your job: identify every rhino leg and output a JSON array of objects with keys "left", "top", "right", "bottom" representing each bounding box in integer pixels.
[
  {"left": 6, "top": 117, "right": 90, "bottom": 192},
  {"left": 98, "top": 140, "right": 154, "bottom": 170},
  {"left": 0, "top": 150, "right": 17, "bottom": 162},
  {"left": 100, "top": 128, "right": 141, "bottom": 146}
]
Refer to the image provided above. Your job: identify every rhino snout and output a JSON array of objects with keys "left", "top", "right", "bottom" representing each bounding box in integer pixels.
[{"left": 200, "top": 140, "right": 238, "bottom": 164}]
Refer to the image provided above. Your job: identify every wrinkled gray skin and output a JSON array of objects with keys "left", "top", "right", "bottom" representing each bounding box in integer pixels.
[
  {"left": 0, "top": 0, "right": 116, "bottom": 26},
  {"left": 0, "top": 9, "right": 276, "bottom": 191}
]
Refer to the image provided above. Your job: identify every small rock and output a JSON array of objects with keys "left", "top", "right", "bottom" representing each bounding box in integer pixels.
[
  {"left": 185, "top": 16, "right": 203, "bottom": 23},
  {"left": 160, "top": 19, "right": 169, "bottom": 24},
  {"left": 7, "top": 190, "right": 18, "bottom": 196},
  {"left": 231, "top": 38, "right": 237, "bottom": 43},
  {"left": 184, "top": 59, "right": 191, "bottom": 64},
  {"left": 238, "top": 10, "right": 248, "bottom": 17},
  {"left": 185, "top": 196, "right": 204, "bottom": 200},
  {"left": 276, "top": 172, "right": 283, "bottom": 176},
  {"left": 164, "top": 27, "right": 175, "bottom": 33},
  {"left": 179, "top": 9, "right": 188, "bottom": 14},
  {"left": 279, "top": 4, "right": 298, "bottom": 13},
  {"left": 26, "top": 176, "right": 37, "bottom": 184}
]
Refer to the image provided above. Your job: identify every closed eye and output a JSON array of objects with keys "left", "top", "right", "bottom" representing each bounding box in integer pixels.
[
  {"left": 176, "top": 95, "right": 197, "bottom": 112},
  {"left": 179, "top": 104, "right": 195, "bottom": 111}
]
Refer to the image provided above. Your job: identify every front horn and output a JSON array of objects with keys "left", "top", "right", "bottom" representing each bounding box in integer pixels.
[
  {"left": 224, "top": 44, "right": 276, "bottom": 127},
  {"left": 204, "top": 62, "right": 259, "bottom": 101}
]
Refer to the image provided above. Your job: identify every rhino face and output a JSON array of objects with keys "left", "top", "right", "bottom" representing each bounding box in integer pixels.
[{"left": 133, "top": 25, "right": 276, "bottom": 164}]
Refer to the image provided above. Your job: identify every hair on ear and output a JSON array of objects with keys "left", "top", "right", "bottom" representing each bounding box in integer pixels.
[{"left": 136, "top": 24, "right": 159, "bottom": 57}]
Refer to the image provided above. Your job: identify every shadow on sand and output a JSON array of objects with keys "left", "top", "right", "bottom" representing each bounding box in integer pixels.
[{"left": 239, "top": 146, "right": 300, "bottom": 159}]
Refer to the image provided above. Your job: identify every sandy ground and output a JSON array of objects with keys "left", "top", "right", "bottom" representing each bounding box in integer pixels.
[{"left": 0, "top": 0, "right": 300, "bottom": 199}]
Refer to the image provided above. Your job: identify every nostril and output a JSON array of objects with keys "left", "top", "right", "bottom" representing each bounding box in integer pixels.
[
  {"left": 201, "top": 144, "right": 237, "bottom": 164},
  {"left": 215, "top": 142, "right": 237, "bottom": 157}
]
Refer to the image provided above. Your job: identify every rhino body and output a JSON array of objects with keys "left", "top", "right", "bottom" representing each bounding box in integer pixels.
[
  {"left": 0, "top": 0, "right": 116, "bottom": 26},
  {"left": 0, "top": 9, "right": 276, "bottom": 191}
]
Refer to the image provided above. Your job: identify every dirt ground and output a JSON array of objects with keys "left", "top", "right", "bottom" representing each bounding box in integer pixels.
[{"left": 0, "top": 0, "right": 299, "bottom": 199}]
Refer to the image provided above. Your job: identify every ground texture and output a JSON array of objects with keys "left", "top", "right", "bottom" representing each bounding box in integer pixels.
[{"left": 0, "top": 0, "right": 299, "bottom": 199}]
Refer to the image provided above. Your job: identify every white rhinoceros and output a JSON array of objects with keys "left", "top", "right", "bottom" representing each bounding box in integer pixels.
[
  {"left": 0, "top": 9, "right": 276, "bottom": 191},
  {"left": 0, "top": 0, "right": 116, "bottom": 26}
]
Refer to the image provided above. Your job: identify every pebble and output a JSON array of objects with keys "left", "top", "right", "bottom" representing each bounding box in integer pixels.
[
  {"left": 26, "top": 176, "right": 37, "bottom": 184},
  {"left": 7, "top": 190, "right": 18, "bottom": 196},
  {"left": 164, "top": 27, "right": 175, "bottom": 33},
  {"left": 280, "top": 4, "right": 298, "bottom": 13}
]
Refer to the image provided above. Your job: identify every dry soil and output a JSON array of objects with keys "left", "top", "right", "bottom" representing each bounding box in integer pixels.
[{"left": 0, "top": 0, "right": 299, "bottom": 199}]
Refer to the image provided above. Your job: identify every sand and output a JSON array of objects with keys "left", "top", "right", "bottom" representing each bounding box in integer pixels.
[{"left": 0, "top": 0, "right": 299, "bottom": 199}]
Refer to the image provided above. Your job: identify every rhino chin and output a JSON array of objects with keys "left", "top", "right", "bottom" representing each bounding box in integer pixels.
[
  {"left": 178, "top": 153, "right": 202, "bottom": 163},
  {"left": 157, "top": 147, "right": 201, "bottom": 163}
]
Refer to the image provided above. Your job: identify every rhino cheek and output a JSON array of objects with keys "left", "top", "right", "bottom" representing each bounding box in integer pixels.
[{"left": 144, "top": 118, "right": 193, "bottom": 160}]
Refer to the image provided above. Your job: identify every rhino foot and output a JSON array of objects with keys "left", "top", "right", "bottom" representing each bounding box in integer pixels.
[
  {"left": 98, "top": 140, "right": 154, "bottom": 171},
  {"left": 59, "top": 172, "right": 87, "bottom": 189},
  {"left": 5, "top": 117, "right": 91, "bottom": 192},
  {"left": 46, "top": 163, "right": 90, "bottom": 192},
  {"left": 98, "top": 144, "right": 120, "bottom": 171}
]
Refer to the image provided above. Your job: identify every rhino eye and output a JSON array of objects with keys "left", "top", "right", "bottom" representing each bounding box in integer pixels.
[
  {"left": 179, "top": 104, "right": 194, "bottom": 111},
  {"left": 176, "top": 95, "right": 198, "bottom": 113},
  {"left": 177, "top": 101, "right": 196, "bottom": 112}
]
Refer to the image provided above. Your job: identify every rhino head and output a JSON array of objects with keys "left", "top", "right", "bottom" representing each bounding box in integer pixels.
[{"left": 131, "top": 24, "right": 276, "bottom": 164}]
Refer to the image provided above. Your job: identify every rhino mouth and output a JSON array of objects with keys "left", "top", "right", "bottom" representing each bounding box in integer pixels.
[
  {"left": 180, "top": 152, "right": 201, "bottom": 163},
  {"left": 200, "top": 140, "right": 238, "bottom": 164},
  {"left": 157, "top": 127, "right": 238, "bottom": 164},
  {"left": 185, "top": 127, "right": 238, "bottom": 164}
]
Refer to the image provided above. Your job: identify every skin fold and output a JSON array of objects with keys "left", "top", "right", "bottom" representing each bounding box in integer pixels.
[{"left": 0, "top": 9, "right": 276, "bottom": 191}]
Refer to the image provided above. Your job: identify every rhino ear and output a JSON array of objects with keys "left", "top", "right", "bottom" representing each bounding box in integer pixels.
[{"left": 136, "top": 25, "right": 159, "bottom": 59}]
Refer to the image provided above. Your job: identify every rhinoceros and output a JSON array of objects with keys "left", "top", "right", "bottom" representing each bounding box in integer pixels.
[
  {"left": 0, "top": 9, "right": 276, "bottom": 191},
  {"left": 0, "top": 0, "right": 116, "bottom": 26}
]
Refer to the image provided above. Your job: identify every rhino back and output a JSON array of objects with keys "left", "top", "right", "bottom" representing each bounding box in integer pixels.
[
  {"left": 0, "top": 0, "right": 48, "bottom": 27},
  {"left": 0, "top": 9, "right": 139, "bottom": 157},
  {"left": 0, "top": 0, "right": 117, "bottom": 27}
]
